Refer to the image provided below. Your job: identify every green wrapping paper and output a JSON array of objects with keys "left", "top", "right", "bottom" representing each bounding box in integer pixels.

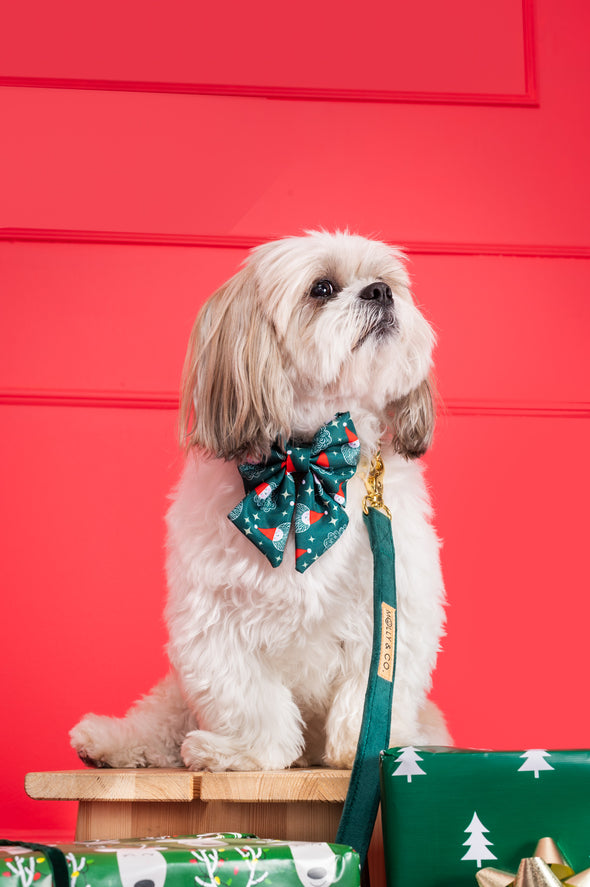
[
  {"left": 0, "top": 835, "right": 361, "bottom": 887},
  {"left": 380, "top": 747, "right": 590, "bottom": 887}
]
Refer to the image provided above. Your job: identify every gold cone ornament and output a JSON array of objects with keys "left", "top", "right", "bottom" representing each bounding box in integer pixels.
[{"left": 477, "top": 839, "right": 590, "bottom": 887}]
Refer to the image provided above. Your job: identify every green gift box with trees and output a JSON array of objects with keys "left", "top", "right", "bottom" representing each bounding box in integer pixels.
[{"left": 380, "top": 747, "right": 590, "bottom": 887}]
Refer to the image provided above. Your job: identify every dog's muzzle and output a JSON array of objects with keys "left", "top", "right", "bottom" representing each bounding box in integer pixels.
[
  {"left": 359, "top": 281, "right": 393, "bottom": 305},
  {"left": 354, "top": 281, "right": 396, "bottom": 348}
]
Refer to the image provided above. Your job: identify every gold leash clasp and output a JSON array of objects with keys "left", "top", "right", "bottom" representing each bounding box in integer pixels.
[{"left": 362, "top": 450, "right": 392, "bottom": 520}]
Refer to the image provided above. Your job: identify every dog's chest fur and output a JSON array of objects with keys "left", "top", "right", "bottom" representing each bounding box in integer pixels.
[
  {"left": 166, "top": 457, "right": 371, "bottom": 616},
  {"left": 164, "top": 446, "right": 434, "bottom": 705}
]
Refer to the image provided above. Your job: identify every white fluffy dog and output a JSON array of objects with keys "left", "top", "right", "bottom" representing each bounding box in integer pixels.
[{"left": 70, "top": 231, "right": 450, "bottom": 771}]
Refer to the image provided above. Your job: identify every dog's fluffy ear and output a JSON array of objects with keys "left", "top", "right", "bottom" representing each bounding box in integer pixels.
[
  {"left": 389, "top": 378, "right": 436, "bottom": 460},
  {"left": 179, "top": 265, "right": 293, "bottom": 461}
]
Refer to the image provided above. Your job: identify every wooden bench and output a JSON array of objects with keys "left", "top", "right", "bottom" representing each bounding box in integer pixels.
[{"left": 26, "top": 769, "right": 386, "bottom": 885}]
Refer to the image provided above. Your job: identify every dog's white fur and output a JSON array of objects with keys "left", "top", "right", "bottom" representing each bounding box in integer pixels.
[{"left": 70, "top": 231, "right": 450, "bottom": 771}]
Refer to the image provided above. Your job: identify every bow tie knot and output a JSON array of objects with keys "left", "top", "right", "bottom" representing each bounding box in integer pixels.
[
  {"left": 228, "top": 412, "right": 361, "bottom": 572},
  {"left": 285, "top": 448, "right": 306, "bottom": 474}
]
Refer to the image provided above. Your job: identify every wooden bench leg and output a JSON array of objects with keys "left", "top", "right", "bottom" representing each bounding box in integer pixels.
[{"left": 76, "top": 799, "right": 343, "bottom": 843}]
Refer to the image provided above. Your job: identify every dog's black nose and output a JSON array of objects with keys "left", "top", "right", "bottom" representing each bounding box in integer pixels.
[{"left": 359, "top": 281, "right": 393, "bottom": 304}]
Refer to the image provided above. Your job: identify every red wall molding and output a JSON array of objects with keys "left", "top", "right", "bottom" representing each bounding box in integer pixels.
[
  {"left": 442, "top": 399, "right": 590, "bottom": 420},
  {"left": 522, "top": 0, "right": 538, "bottom": 102},
  {"left": 1, "top": 389, "right": 588, "bottom": 420},
  {"left": 0, "top": 0, "right": 537, "bottom": 108},
  {"left": 0, "top": 76, "right": 538, "bottom": 108},
  {"left": 0, "top": 389, "right": 179, "bottom": 410},
  {"left": 2, "top": 228, "right": 589, "bottom": 260},
  {"left": 404, "top": 242, "right": 590, "bottom": 259},
  {"left": 0, "top": 228, "right": 264, "bottom": 252}
]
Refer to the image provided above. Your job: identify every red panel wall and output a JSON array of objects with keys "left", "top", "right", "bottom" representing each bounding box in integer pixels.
[
  {"left": 2, "top": 0, "right": 529, "bottom": 97},
  {"left": 1, "top": 0, "right": 589, "bottom": 839}
]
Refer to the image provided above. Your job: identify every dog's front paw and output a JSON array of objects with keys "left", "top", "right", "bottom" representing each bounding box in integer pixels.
[
  {"left": 181, "top": 730, "right": 298, "bottom": 772},
  {"left": 324, "top": 710, "right": 360, "bottom": 770},
  {"left": 323, "top": 725, "right": 359, "bottom": 769},
  {"left": 70, "top": 714, "right": 148, "bottom": 769},
  {"left": 323, "top": 744, "right": 357, "bottom": 770}
]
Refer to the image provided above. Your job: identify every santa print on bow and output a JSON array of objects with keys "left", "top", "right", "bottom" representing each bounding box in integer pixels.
[{"left": 228, "top": 412, "right": 361, "bottom": 573}]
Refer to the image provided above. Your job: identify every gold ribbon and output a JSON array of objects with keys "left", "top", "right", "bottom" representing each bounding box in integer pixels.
[{"left": 477, "top": 839, "right": 590, "bottom": 887}]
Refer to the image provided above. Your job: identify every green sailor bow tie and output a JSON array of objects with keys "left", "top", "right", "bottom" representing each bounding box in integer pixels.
[{"left": 228, "top": 412, "right": 361, "bottom": 572}]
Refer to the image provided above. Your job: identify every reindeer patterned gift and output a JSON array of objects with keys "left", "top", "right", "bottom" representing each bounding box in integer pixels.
[
  {"left": 380, "top": 747, "right": 590, "bottom": 887},
  {"left": 0, "top": 835, "right": 360, "bottom": 887}
]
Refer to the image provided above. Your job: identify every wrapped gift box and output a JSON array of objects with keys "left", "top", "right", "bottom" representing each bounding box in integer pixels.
[
  {"left": 380, "top": 747, "right": 590, "bottom": 887},
  {"left": 0, "top": 834, "right": 360, "bottom": 887}
]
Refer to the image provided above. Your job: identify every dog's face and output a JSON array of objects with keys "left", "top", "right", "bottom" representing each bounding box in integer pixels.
[{"left": 181, "top": 231, "right": 435, "bottom": 461}]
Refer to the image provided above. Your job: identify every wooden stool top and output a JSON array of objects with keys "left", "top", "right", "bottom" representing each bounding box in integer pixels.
[{"left": 25, "top": 768, "right": 351, "bottom": 803}]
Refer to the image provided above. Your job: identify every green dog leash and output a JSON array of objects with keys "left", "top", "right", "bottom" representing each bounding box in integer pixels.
[{"left": 335, "top": 452, "right": 397, "bottom": 869}]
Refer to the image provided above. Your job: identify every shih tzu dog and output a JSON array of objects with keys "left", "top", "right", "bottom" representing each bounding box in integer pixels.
[{"left": 70, "top": 230, "right": 450, "bottom": 771}]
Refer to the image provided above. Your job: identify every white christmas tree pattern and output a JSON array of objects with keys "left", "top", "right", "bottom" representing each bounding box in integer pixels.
[
  {"left": 392, "top": 746, "right": 426, "bottom": 782},
  {"left": 461, "top": 812, "right": 497, "bottom": 868},
  {"left": 517, "top": 749, "right": 554, "bottom": 778}
]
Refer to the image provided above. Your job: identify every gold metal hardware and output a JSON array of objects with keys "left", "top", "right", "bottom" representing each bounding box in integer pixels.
[{"left": 362, "top": 450, "right": 392, "bottom": 519}]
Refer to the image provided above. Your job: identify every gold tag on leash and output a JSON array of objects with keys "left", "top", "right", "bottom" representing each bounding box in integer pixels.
[{"left": 378, "top": 602, "right": 396, "bottom": 682}]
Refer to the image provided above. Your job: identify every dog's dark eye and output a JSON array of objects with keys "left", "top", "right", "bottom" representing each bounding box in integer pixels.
[{"left": 310, "top": 279, "right": 337, "bottom": 299}]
